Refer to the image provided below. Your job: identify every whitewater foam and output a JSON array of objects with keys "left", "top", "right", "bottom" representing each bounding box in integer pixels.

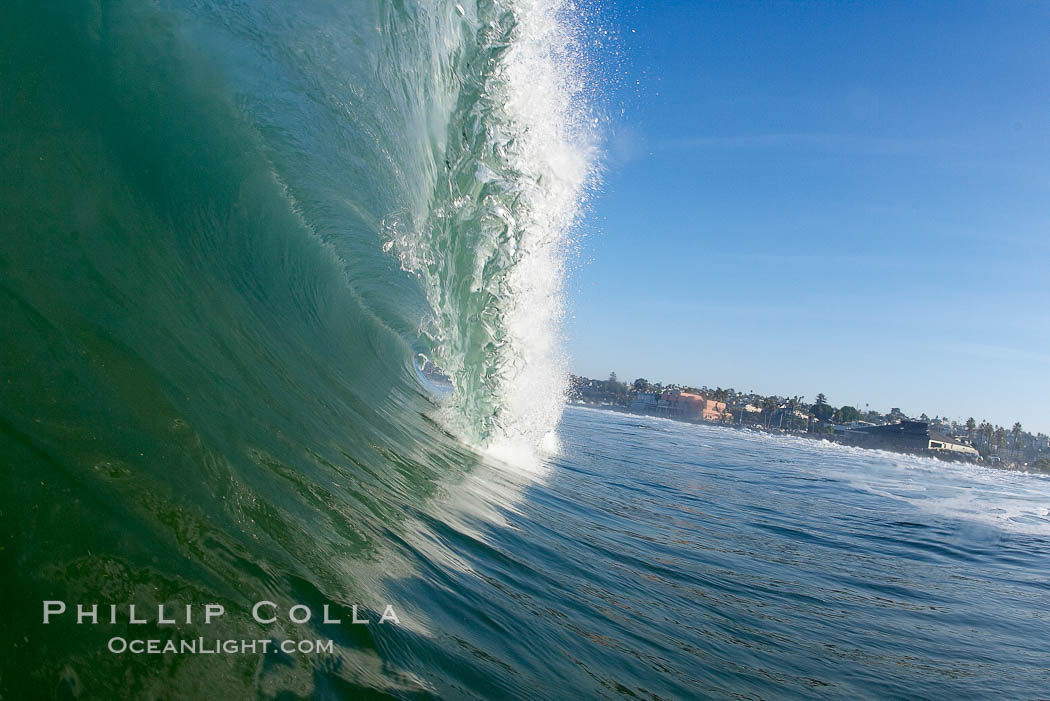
[{"left": 386, "top": 0, "right": 598, "bottom": 463}]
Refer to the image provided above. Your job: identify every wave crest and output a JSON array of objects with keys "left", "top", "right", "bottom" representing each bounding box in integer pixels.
[{"left": 386, "top": 0, "right": 599, "bottom": 453}]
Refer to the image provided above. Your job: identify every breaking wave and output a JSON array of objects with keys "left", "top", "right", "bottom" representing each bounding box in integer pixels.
[{"left": 0, "top": 0, "right": 597, "bottom": 695}]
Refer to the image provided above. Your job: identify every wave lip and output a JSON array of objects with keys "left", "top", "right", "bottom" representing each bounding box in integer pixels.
[{"left": 387, "top": 0, "right": 599, "bottom": 458}]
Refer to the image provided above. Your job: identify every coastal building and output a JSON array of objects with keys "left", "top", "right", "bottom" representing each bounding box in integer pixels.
[
  {"left": 926, "top": 434, "right": 981, "bottom": 459},
  {"left": 835, "top": 420, "right": 980, "bottom": 461},
  {"left": 630, "top": 393, "right": 658, "bottom": 412},
  {"left": 660, "top": 390, "right": 728, "bottom": 422},
  {"left": 832, "top": 420, "right": 877, "bottom": 433}
]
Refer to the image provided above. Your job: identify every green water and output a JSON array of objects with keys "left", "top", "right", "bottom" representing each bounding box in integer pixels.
[{"left": 1, "top": 0, "right": 590, "bottom": 694}]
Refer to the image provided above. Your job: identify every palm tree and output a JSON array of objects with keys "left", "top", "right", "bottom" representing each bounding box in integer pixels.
[
  {"left": 965, "top": 417, "right": 976, "bottom": 440},
  {"left": 785, "top": 396, "right": 800, "bottom": 431},
  {"left": 994, "top": 426, "right": 1007, "bottom": 452},
  {"left": 762, "top": 397, "right": 778, "bottom": 428},
  {"left": 1012, "top": 422, "right": 1024, "bottom": 450}
]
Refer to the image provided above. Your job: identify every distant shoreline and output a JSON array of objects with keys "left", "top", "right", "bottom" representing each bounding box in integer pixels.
[{"left": 568, "top": 402, "right": 1050, "bottom": 475}]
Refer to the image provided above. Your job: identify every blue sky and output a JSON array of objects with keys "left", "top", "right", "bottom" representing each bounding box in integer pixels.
[{"left": 567, "top": 0, "right": 1050, "bottom": 432}]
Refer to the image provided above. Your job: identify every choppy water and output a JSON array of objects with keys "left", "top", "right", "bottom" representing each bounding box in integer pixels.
[
  {"left": 539, "top": 408, "right": 1050, "bottom": 699},
  {"left": 3, "top": 0, "right": 1049, "bottom": 698}
]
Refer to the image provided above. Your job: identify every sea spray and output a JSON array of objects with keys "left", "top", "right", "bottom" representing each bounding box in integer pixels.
[{"left": 386, "top": 0, "right": 599, "bottom": 459}]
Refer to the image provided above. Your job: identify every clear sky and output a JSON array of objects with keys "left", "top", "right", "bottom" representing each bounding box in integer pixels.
[{"left": 567, "top": 0, "right": 1050, "bottom": 433}]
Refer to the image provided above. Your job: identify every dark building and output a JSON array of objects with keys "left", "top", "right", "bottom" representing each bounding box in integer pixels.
[{"left": 835, "top": 421, "right": 980, "bottom": 462}]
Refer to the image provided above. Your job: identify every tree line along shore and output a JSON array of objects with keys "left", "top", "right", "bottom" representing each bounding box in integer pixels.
[{"left": 569, "top": 373, "right": 1050, "bottom": 472}]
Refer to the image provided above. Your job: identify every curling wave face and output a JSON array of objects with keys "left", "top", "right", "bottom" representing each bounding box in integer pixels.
[{"left": 0, "top": 0, "right": 594, "bottom": 695}]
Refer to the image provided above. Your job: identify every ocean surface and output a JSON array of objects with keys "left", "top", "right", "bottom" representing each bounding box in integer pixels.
[{"left": 3, "top": 0, "right": 1050, "bottom": 698}]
